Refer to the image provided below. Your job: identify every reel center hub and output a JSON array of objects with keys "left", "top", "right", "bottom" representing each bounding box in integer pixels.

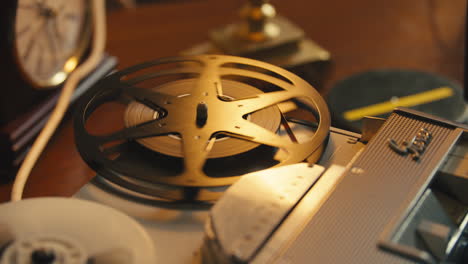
[{"left": 1, "top": 235, "right": 86, "bottom": 264}]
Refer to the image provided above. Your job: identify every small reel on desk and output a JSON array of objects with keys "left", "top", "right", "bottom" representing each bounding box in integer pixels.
[
  {"left": 73, "top": 55, "right": 331, "bottom": 207},
  {"left": 0, "top": 198, "right": 156, "bottom": 264}
]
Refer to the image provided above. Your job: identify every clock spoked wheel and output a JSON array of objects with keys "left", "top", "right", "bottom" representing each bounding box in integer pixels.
[{"left": 0, "top": 0, "right": 92, "bottom": 125}]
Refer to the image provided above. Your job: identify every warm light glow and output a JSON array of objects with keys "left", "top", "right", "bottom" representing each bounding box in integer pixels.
[
  {"left": 64, "top": 57, "right": 79, "bottom": 72},
  {"left": 261, "top": 3, "right": 276, "bottom": 17},
  {"left": 50, "top": 72, "right": 67, "bottom": 85},
  {"left": 265, "top": 23, "right": 280, "bottom": 38}
]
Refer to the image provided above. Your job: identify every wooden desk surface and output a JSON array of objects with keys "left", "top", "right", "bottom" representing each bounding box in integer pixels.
[{"left": 0, "top": 0, "right": 465, "bottom": 202}]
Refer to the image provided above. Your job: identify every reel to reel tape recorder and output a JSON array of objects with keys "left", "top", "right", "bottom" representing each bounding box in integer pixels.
[{"left": 1, "top": 55, "right": 468, "bottom": 264}]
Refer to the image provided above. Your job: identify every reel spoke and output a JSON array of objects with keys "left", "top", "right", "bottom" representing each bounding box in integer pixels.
[
  {"left": 181, "top": 132, "right": 213, "bottom": 174},
  {"left": 193, "top": 61, "right": 222, "bottom": 97},
  {"left": 118, "top": 82, "right": 177, "bottom": 110},
  {"left": 235, "top": 90, "right": 298, "bottom": 115},
  {"left": 224, "top": 119, "right": 291, "bottom": 148},
  {"left": 96, "top": 119, "right": 174, "bottom": 144},
  {"left": 100, "top": 141, "right": 131, "bottom": 156}
]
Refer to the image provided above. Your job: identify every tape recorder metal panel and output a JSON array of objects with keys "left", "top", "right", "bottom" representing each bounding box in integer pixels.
[
  {"left": 205, "top": 108, "right": 468, "bottom": 264},
  {"left": 257, "top": 109, "right": 459, "bottom": 263}
]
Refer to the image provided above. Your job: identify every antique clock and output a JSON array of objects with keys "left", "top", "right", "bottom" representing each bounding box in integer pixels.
[
  {"left": 0, "top": 0, "right": 99, "bottom": 181},
  {"left": 0, "top": 0, "right": 92, "bottom": 125}
]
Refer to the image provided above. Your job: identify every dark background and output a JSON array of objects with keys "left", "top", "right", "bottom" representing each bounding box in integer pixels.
[{"left": 0, "top": 0, "right": 465, "bottom": 201}]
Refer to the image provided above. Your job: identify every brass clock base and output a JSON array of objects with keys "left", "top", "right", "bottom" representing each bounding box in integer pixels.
[
  {"left": 210, "top": 16, "right": 304, "bottom": 56},
  {"left": 182, "top": 16, "right": 330, "bottom": 87}
]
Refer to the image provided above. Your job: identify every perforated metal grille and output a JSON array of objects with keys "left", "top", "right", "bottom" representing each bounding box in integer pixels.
[{"left": 271, "top": 112, "right": 459, "bottom": 264}]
